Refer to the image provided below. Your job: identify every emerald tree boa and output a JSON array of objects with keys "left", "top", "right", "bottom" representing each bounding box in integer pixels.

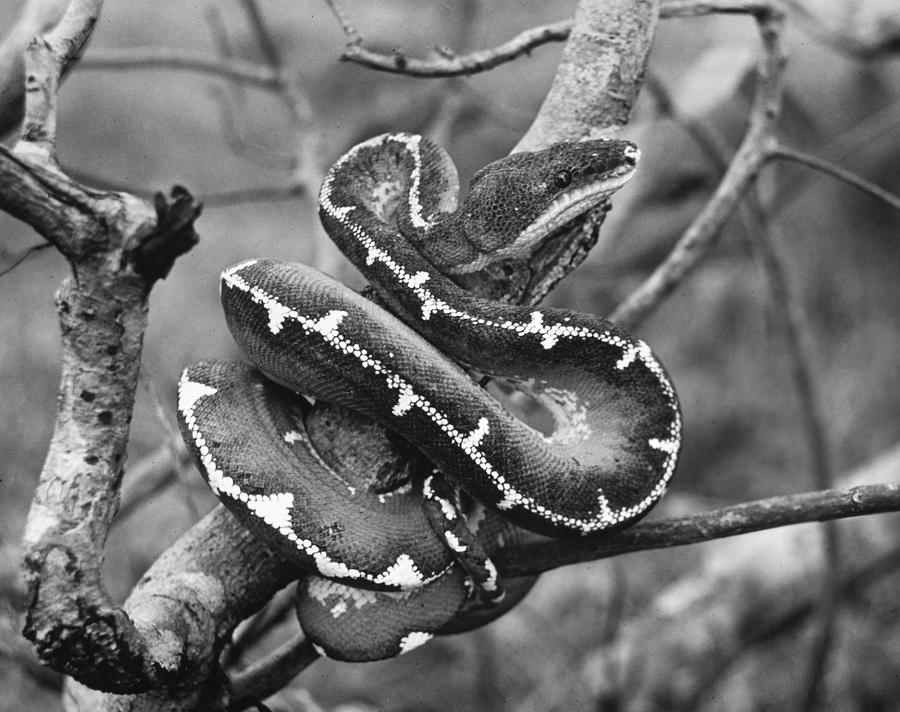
[{"left": 177, "top": 133, "right": 682, "bottom": 661}]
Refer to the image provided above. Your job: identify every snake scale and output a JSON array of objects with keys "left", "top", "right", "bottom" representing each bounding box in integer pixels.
[{"left": 177, "top": 133, "right": 682, "bottom": 661}]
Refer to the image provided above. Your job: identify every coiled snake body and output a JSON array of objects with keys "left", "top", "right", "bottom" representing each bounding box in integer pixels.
[{"left": 177, "top": 133, "right": 682, "bottom": 661}]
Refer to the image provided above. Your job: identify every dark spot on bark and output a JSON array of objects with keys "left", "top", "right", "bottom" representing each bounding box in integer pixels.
[
  {"left": 106, "top": 363, "right": 120, "bottom": 373},
  {"left": 97, "top": 410, "right": 113, "bottom": 425},
  {"left": 81, "top": 310, "right": 96, "bottom": 321},
  {"left": 393, "top": 52, "right": 407, "bottom": 69},
  {"left": 106, "top": 344, "right": 120, "bottom": 356},
  {"left": 114, "top": 453, "right": 123, "bottom": 464},
  {"left": 84, "top": 454, "right": 99, "bottom": 465},
  {"left": 59, "top": 300, "right": 70, "bottom": 314},
  {"left": 80, "top": 390, "right": 96, "bottom": 403}
]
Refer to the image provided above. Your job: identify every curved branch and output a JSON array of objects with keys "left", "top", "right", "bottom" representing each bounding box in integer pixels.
[
  {"left": 5, "top": 0, "right": 202, "bottom": 694},
  {"left": 228, "top": 632, "right": 319, "bottom": 706},
  {"left": 768, "top": 145, "right": 900, "bottom": 212},
  {"left": 339, "top": 20, "right": 572, "bottom": 78},
  {"left": 332, "top": 0, "right": 778, "bottom": 81}
]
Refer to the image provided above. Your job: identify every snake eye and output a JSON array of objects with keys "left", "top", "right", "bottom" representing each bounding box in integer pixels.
[{"left": 553, "top": 170, "right": 572, "bottom": 189}]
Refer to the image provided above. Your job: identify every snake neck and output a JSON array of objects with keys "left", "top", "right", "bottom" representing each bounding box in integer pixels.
[
  {"left": 395, "top": 136, "right": 642, "bottom": 276},
  {"left": 319, "top": 132, "right": 640, "bottom": 285}
]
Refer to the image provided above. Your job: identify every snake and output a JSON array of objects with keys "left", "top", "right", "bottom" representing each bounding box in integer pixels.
[{"left": 176, "top": 133, "right": 682, "bottom": 662}]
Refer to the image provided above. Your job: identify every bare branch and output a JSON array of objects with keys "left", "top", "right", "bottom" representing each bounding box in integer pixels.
[
  {"left": 610, "top": 6, "right": 787, "bottom": 329},
  {"left": 768, "top": 145, "right": 900, "bottom": 213},
  {"left": 0, "top": 0, "right": 69, "bottom": 138},
  {"left": 228, "top": 632, "right": 320, "bottom": 707},
  {"left": 331, "top": 0, "right": 776, "bottom": 81},
  {"left": 0, "top": 241, "right": 52, "bottom": 279},
  {"left": 494, "top": 481, "right": 900, "bottom": 578},
  {"left": 743, "top": 207, "right": 841, "bottom": 712},
  {"left": 322, "top": 0, "right": 360, "bottom": 44},
  {"left": 339, "top": 20, "right": 571, "bottom": 78},
  {"left": 79, "top": 47, "right": 279, "bottom": 88},
  {"left": 3, "top": 2, "right": 202, "bottom": 694},
  {"left": 514, "top": 0, "right": 660, "bottom": 151},
  {"left": 15, "top": 0, "right": 102, "bottom": 167}
]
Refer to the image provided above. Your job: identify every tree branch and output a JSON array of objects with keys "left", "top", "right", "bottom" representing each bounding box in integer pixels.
[
  {"left": 338, "top": 20, "right": 572, "bottom": 78},
  {"left": 494, "top": 481, "right": 900, "bottom": 578},
  {"left": 0, "top": 0, "right": 69, "bottom": 139},
  {"left": 329, "top": 0, "right": 778, "bottom": 81},
  {"left": 4, "top": 0, "right": 202, "bottom": 694},
  {"left": 610, "top": 5, "right": 786, "bottom": 330},
  {"left": 79, "top": 47, "right": 279, "bottom": 88},
  {"left": 768, "top": 145, "right": 900, "bottom": 212}
]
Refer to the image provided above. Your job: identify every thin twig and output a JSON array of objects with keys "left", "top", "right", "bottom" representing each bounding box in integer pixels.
[
  {"left": 339, "top": 19, "right": 572, "bottom": 78},
  {"left": 141, "top": 375, "right": 201, "bottom": 522},
  {"left": 204, "top": 8, "right": 295, "bottom": 172},
  {"left": 768, "top": 145, "right": 900, "bottom": 212},
  {"left": 781, "top": 0, "right": 900, "bottom": 58},
  {"left": 115, "top": 439, "right": 190, "bottom": 523},
  {"left": 610, "top": 4, "right": 786, "bottom": 330},
  {"left": 79, "top": 48, "right": 278, "bottom": 88},
  {"left": 322, "top": 0, "right": 360, "bottom": 43},
  {"left": 332, "top": 0, "right": 775, "bottom": 79},
  {"left": 744, "top": 202, "right": 842, "bottom": 712},
  {"left": 202, "top": 184, "right": 306, "bottom": 206},
  {"left": 0, "top": 242, "right": 52, "bottom": 278},
  {"left": 226, "top": 584, "right": 298, "bottom": 667},
  {"left": 228, "top": 632, "right": 320, "bottom": 706},
  {"left": 237, "top": 0, "right": 320, "bottom": 200}
]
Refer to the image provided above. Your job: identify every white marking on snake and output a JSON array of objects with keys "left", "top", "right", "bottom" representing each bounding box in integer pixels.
[
  {"left": 650, "top": 436, "right": 680, "bottom": 455},
  {"left": 308, "top": 577, "right": 380, "bottom": 616},
  {"left": 483, "top": 560, "right": 499, "bottom": 592},
  {"left": 399, "top": 631, "right": 433, "bottom": 654},
  {"left": 423, "top": 475, "right": 457, "bottom": 520},
  {"left": 445, "top": 531, "right": 466, "bottom": 552},
  {"left": 245, "top": 491, "right": 294, "bottom": 530},
  {"left": 266, "top": 302, "right": 292, "bottom": 334},
  {"left": 461, "top": 417, "right": 489, "bottom": 451},
  {"left": 313, "top": 309, "right": 347, "bottom": 337}
]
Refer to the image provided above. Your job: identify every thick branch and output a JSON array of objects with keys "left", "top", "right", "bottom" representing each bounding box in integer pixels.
[
  {"left": 514, "top": 0, "right": 660, "bottom": 152},
  {"left": 16, "top": 0, "right": 102, "bottom": 166},
  {"left": 18, "top": 175, "right": 200, "bottom": 691},
  {"left": 5, "top": 2, "right": 202, "bottom": 694},
  {"left": 0, "top": 0, "right": 69, "bottom": 139}
]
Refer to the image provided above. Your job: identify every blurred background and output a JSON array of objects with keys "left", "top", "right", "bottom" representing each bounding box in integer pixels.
[{"left": 2, "top": 1, "right": 900, "bottom": 710}]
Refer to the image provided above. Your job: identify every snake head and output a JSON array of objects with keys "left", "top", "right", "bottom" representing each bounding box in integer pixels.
[{"left": 454, "top": 138, "right": 639, "bottom": 272}]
